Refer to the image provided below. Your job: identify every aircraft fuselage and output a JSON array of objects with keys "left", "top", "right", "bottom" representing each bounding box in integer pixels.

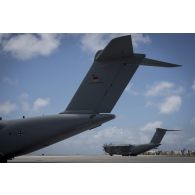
[
  {"left": 104, "top": 143, "right": 160, "bottom": 156},
  {"left": 0, "top": 113, "right": 115, "bottom": 160}
]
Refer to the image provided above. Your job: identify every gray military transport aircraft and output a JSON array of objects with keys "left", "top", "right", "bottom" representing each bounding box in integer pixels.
[
  {"left": 0, "top": 35, "right": 181, "bottom": 163},
  {"left": 103, "top": 128, "right": 180, "bottom": 156}
]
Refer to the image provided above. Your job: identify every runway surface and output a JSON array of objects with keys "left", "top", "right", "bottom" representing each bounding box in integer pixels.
[{"left": 8, "top": 155, "right": 195, "bottom": 163}]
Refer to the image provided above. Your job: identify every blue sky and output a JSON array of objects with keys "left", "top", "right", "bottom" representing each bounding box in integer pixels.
[{"left": 0, "top": 33, "right": 195, "bottom": 154}]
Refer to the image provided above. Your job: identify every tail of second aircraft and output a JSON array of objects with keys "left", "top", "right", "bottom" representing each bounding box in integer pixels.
[
  {"left": 63, "top": 35, "right": 181, "bottom": 114},
  {"left": 150, "top": 128, "right": 179, "bottom": 145}
]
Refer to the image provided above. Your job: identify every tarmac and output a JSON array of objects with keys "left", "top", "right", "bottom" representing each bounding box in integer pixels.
[{"left": 8, "top": 155, "right": 195, "bottom": 163}]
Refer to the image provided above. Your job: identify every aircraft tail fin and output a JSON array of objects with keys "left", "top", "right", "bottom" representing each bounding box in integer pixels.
[
  {"left": 150, "top": 128, "right": 180, "bottom": 144},
  {"left": 63, "top": 35, "right": 181, "bottom": 114},
  {"left": 65, "top": 35, "right": 138, "bottom": 114},
  {"left": 150, "top": 128, "right": 167, "bottom": 144}
]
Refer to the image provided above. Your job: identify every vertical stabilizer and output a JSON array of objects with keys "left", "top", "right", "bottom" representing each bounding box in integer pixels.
[
  {"left": 150, "top": 128, "right": 167, "bottom": 144},
  {"left": 150, "top": 128, "right": 180, "bottom": 144},
  {"left": 65, "top": 35, "right": 139, "bottom": 114},
  {"left": 63, "top": 35, "right": 181, "bottom": 114}
]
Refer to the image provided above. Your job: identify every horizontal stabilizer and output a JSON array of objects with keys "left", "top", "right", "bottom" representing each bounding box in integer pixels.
[
  {"left": 158, "top": 128, "right": 181, "bottom": 132},
  {"left": 141, "top": 58, "right": 181, "bottom": 67},
  {"left": 96, "top": 35, "right": 133, "bottom": 61}
]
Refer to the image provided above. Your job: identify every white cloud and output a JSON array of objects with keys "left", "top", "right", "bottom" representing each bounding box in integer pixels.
[
  {"left": 141, "top": 121, "right": 163, "bottom": 132},
  {"left": 145, "top": 81, "right": 183, "bottom": 114},
  {"left": 1, "top": 34, "right": 151, "bottom": 60},
  {"left": 80, "top": 34, "right": 109, "bottom": 54},
  {"left": 0, "top": 101, "right": 17, "bottom": 115},
  {"left": 93, "top": 126, "right": 125, "bottom": 140},
  {"left": 1, "top": 34, "right": 61, "bottom": 60},
  {"left": 37, "top": 122, "right": 167, "bottom": 155},
  {"left": 145, "top": 81, "right": 174, "bottom": 96},
  {"left": 92, "top": 125, "right": 159, "bottom": 145},
  {"left": 131, "top": 34, "right": 151, "bottom": 47},
  {"left": 33, "top": 98, "right": 50, "bottom": 112},
  {"left": 68, "top": 126, "right": 143, "bottom": 148},
  {"left": 18, "top": 93, "right": 50, "bottom": 114},
  {"left": 145, "top": 81, "right": 184, "bottom": 98},
  {"left": 192, "top": 80, "right": 195, "bottom": 92},
  {"left": 159, "top": 95, "right": 182, "bottom": 114},
  {"left": 80, "top": 33, "right": 151, "bottom": 54}
]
